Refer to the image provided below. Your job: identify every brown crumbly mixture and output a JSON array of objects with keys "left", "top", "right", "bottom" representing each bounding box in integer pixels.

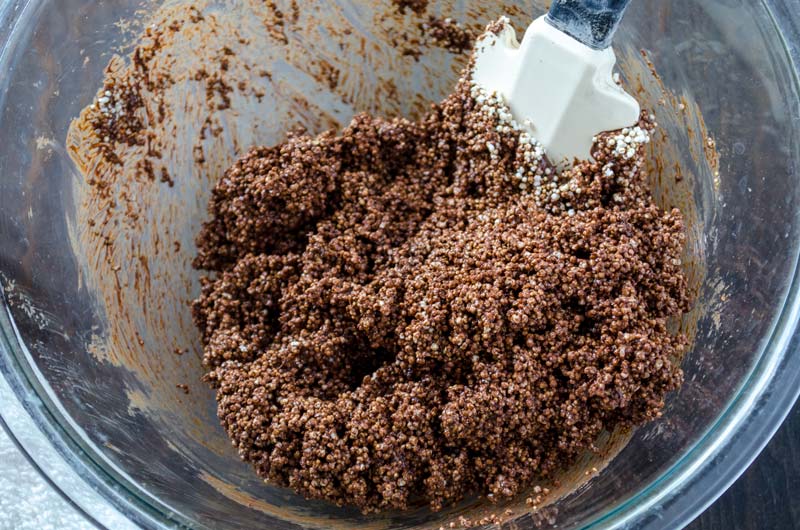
[
  {"left": 393, "top": 0, "right": 429, "bottom": 15},
  {"left": 420, "top": 17, "right": 475, "bottom": 54},
  {"left": 192, "top": 62, "right": 690, "bottom": 512}
]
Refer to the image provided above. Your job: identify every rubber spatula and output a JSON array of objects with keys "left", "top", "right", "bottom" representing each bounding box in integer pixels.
[{"left": 472, "top": 0, "right": 640, "bottom": 168}]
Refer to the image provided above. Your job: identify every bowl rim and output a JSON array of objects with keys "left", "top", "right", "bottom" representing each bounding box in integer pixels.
[{"left": 0, "top": 0, "right": 799, "bottom": 529}]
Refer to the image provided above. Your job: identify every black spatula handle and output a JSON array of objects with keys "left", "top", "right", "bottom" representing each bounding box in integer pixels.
[{"left": 546, "top": 0, "right": 633, "bottom": 50}]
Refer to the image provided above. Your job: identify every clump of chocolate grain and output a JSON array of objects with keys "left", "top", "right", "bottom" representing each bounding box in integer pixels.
[
  {"left": 193, "top": 25, "right": 690, "bottom": 514},
  {"left": 392, "top": 0, "right": 429, "bottom": 15},
  {"left": 420, "top": 17, "right": 475, "bottom": 54}
]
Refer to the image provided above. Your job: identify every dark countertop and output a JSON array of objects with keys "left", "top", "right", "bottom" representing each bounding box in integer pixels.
[{"left": 688, "top": 400, "right": 800, "bottom": 530}]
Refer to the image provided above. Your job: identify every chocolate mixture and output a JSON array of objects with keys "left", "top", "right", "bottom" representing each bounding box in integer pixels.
[
  {"left": 192, "top": 34, "right": 690, "bottom": 513},
  {"left": 420, "top": 17, "right": 474, "bottom": 54}
]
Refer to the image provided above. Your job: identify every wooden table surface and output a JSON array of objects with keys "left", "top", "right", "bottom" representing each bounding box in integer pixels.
[{"left": 688, "top": 400, "right": 800, "bottom": 529}]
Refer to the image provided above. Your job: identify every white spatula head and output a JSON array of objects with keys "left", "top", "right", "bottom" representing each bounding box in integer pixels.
[{"left": 472, "top": 16, "right": 640, "bottom": 168}]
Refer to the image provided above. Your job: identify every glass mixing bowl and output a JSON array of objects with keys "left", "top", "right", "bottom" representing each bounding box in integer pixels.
[{"left": 0, "top": 0, "right": 799, "bottom": 528}]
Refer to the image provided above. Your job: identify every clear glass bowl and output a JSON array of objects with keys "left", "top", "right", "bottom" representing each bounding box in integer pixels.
[{"left": 1, "top": 0, "right": 799, "bottom": 529}]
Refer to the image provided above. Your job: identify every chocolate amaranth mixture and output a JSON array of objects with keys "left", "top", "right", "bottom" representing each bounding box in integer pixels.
[
  {"left": 392, "top": 0, "right": 429, "bottom": 14},
  {"left": 192, "top": 31, "right": 690, "bottom": 513},
  {"left": 420, "top": 17, "right": 474, "bottom": 54}
]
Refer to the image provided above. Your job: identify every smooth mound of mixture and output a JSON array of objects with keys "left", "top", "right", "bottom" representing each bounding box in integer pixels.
[{"left": 192, "top": 50, "right": 690, "bottom": 512}]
